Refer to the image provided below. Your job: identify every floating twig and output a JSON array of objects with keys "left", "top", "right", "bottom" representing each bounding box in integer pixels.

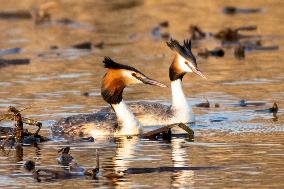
[
  {"left": 0, "top": 106, "right": 46, "bottom": 145},
  {"left": 0, "top": 58, "right": 30, "bottom": 67},
  {"left": 143, "top": 123, "right": 194, "bottom": 141},
  {"left": 0, "top": 10, "right": 32, "bottom": 19},
  {"left": 223, "top": 6, "right": 262, "bottom": 15}
]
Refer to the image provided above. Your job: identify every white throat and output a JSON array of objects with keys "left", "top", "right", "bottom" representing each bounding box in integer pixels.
[
  {"left": 112, "top": 100, "right": 141, "bottom": 136},
  {"left": 171, "top": 79, "right": 194, "bottom": 123}
]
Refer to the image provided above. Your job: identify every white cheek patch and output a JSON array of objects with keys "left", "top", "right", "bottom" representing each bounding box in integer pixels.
[
  {"left": 121, "top": 70, "right": 142, "bottom": 85},
  {"left": 177, "top": 55, "right": 193, "bottom": 73},
  {"left": 121, "top": 70, "right": 132, "bottom": 78}
]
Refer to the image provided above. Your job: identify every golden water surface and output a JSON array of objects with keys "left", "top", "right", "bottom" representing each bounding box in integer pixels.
[{"left": 0, "top": 0, "right": 283, "bottom": 188}]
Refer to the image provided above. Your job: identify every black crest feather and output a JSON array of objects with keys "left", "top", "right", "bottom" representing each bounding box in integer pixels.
[
  {"left": 166, "top": 38, "right": 197, "bottom": 67},
  {"left": 183, "top": 39, "right": 192, "bottom": 51},
  {"left": 103, "top": 57, "right": 143, "bottom": 74}
]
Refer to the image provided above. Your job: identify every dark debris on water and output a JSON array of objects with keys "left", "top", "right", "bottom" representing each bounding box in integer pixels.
[
  {"left": 0, "top": 10, "right": 32, "bottom": 19},
  {"left": 255, "top": 102, "right": 278, "bottom": 114},
  {"left": 151, "top": 21, "right": 171, "bottom": 41},
  {"left": 189, "top": 25, "right": 259, "bottom": 42},
  {"left": 223, "top": 6, "right": 263, "bottom": 15},
  {"left": 189, "top": 23, "right": 278, "bottom": 61},
  {"left": 0, "top": 58, "right": 30, "bottom": 67},
  {"left": 24, "top": 148, "right": 100, "bottom": 182},
  {"left": 0, "top": 47, "right": 30, "bottom": 68},
  {"left": 143, "top": 123, "right": 194, "bottom": 141},
  {"left": 195, "top": 99, "right": 220, "bottom": 108},
  {"left": 238, "top": 100, "right": 266, "bottom": 107},
  {"left": 72, "top": 41, "right": 104, "bottom": 50},
  {"left": 0, "top": 106, "right": 46, "bottom": 146},
  {"left": 198, "top": 48, "right": 225, "bottom": 58}
]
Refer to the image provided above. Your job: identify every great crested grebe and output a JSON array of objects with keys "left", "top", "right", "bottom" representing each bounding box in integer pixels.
[
  {"left": 99, "top": 38, "right": 206, "bottom": 126},
  {"left": 52, "top": 57, "right": 166, "bottom": 137}
]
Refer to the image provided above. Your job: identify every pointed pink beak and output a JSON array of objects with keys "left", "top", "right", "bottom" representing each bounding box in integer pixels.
[{"left": 192, "top": 68, "right": 207, "bottom": 79}]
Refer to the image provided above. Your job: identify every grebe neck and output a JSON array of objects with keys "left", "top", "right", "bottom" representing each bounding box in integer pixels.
[
  {"left": 170, "top": 79, "right": 194, "bottom": 123},
  {"left": 112, "top": 100, "right": 141, "bottom": 136}
]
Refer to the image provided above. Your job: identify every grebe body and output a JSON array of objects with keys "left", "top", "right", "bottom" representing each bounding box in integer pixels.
[{"left": 52, "top": 57, "right": 166, "bottom": 137}]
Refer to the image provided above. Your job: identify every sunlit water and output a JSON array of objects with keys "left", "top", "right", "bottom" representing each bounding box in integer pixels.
[{"left": 0, "top": 0, "right": 284, "bottom": 188}]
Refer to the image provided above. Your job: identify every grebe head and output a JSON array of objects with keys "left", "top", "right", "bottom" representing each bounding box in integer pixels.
[
  {"left": 101, "top": 57, "right": 167, "bottom": 104},
  {"left": 167, "top": 38, "right": 206, "bottom": 81}
]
